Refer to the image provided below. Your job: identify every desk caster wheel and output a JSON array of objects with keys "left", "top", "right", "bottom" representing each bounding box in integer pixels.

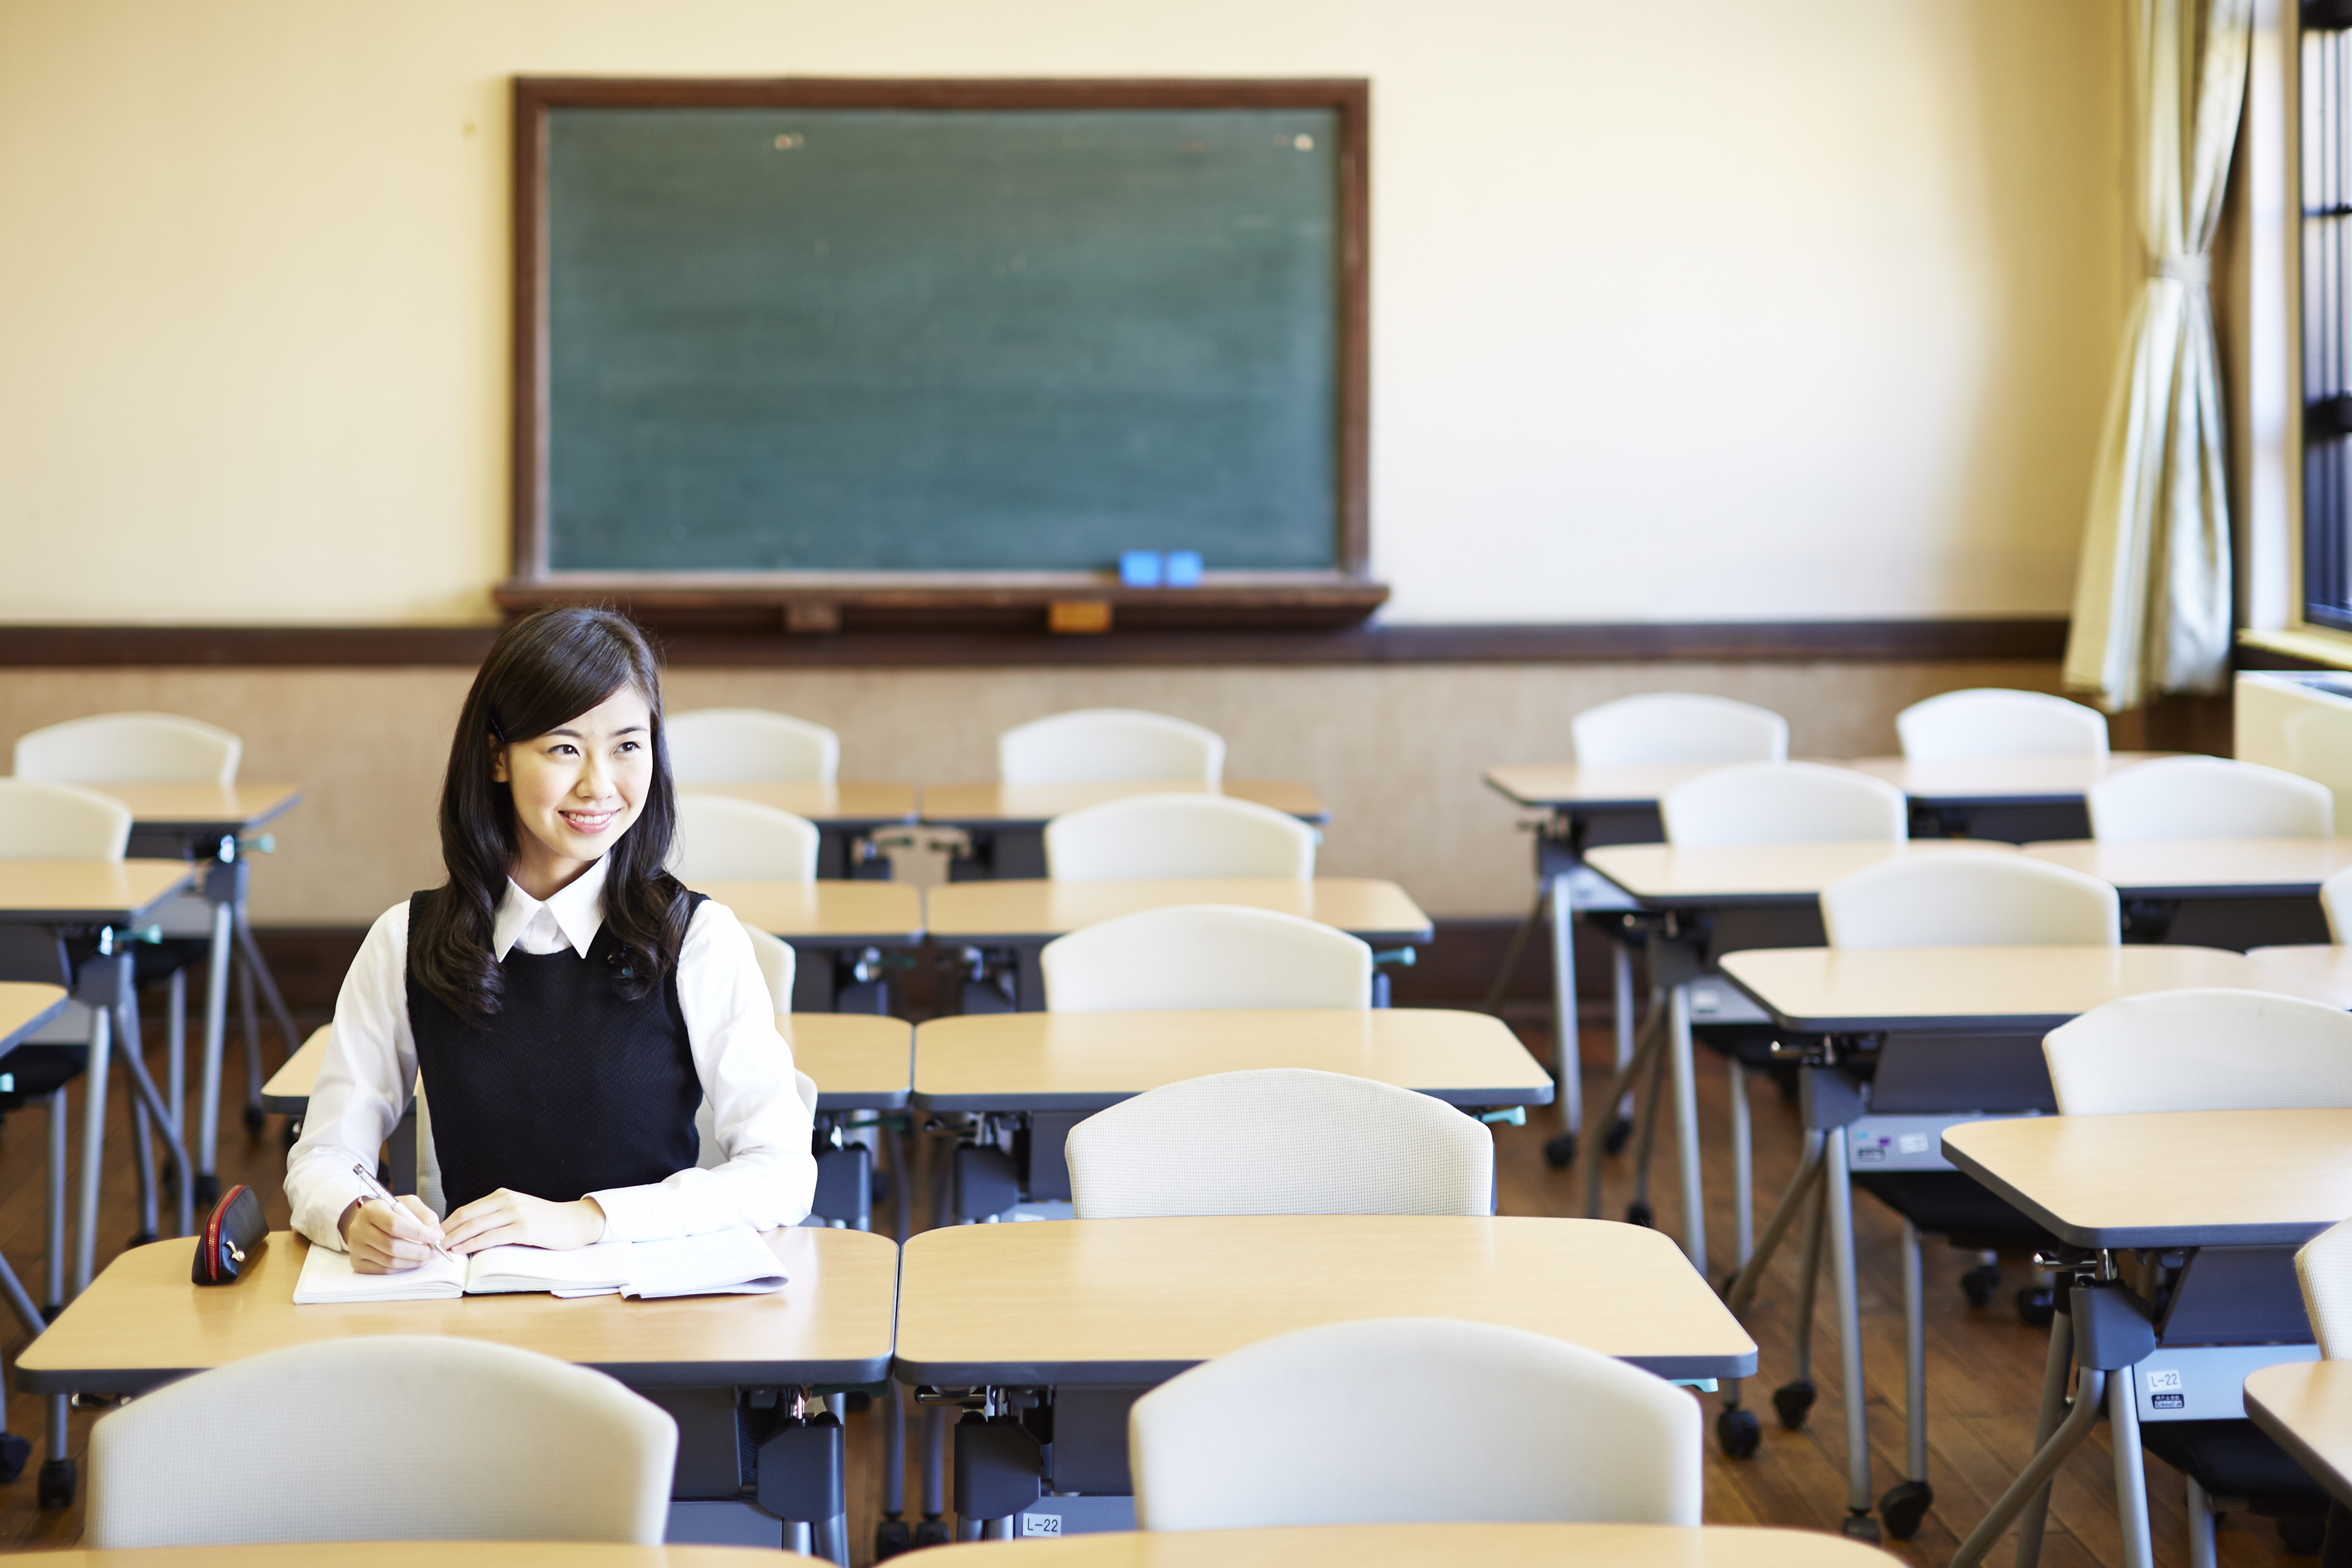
[
  {"left": 874, "top": 1518, "right": 912, "bottom": 1560},
  {"left": 2016, "top": 1286, "right": 2057, "bottom": 1327},
  {"left": 1878, "top": 1480, "right": 1933, "bottom": 1540},
  {"left": 193, "top": 1174, "right": 220, "bottom": 1207},
  {"left": 1960, "top": 1261, "right": 2001, "bottom": 1307},
  {"left": 243, "top": 1104, "right": 265, "bottom": 1138},
  {"left": 1771, "top": 1379, "right": 1815, "bottom": 1429},
  {"left": 1839, "top": 1512, "right": 1881, "bottom": 1543},
  {"left": 1541, "top": 1133, "right": 1576, "bottom": 1169},
  {"left": 37, "top": 1457, "right": 74, "bottom": 1509},
  {"left": 126, "top": 1230, "right": 157, "bottom": 1249},
  {"left": 1602, "top": 1116, "right": 1635, "bottom": 1156},
  {"left": 1625, "top": 1202, "right": 1653, "bottom": 1229},
  {"left": 913, "top": 1518, "right": 952, "bottom": 1547},
  {"left": 0, "top": 1432, "right": 27, "bottom": 1484},
  {"left": 1716, "top": 1406, "right": 1760, "bottom": 1459}
]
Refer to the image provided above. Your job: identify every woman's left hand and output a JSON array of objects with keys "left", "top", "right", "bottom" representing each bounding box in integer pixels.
[{"left": 440, "top": 1189, "right": 608, "bottom": 1253}]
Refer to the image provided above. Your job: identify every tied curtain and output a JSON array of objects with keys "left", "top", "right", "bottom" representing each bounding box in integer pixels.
[{"left": 2064, "top": 0, "right": 2252, "bottom": 712}]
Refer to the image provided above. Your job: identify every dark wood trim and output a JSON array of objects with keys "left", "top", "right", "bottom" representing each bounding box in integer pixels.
[
  {"left": 0, "top": 618, "right": 2068, "bottom": 668},
  {"left": 509, "top": 76, "right": 1374, "bottom": 624}
]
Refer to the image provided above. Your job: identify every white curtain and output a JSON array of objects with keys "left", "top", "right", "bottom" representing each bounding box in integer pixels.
[{"left": 2063, "top": 0, "right": 2252, "bottom": 713}]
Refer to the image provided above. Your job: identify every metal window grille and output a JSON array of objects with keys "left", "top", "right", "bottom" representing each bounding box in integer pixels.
[{"left": 2306, "top": 5, "right": 2352, "bottom": 627}]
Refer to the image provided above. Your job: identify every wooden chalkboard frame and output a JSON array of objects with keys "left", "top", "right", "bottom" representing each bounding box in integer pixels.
[{"left": 501, "top": 76, "right": 1380, "bottom": 634}]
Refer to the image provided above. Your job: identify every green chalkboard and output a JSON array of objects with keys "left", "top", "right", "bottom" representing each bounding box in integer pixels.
[{"left": 531, "top": 93, "right": 1357, "bottom": 580}]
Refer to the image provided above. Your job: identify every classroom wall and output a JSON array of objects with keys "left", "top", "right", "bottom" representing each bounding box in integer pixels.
[
  {"left": 0, "top": 660, "right": 2067, "bottom": 926},
  {"left": 0, "top": 0, "right": 2128, "bottom": 627}
]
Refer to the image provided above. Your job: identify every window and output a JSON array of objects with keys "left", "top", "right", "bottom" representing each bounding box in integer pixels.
[{"left": 2307, "top": 8, "right": 2352, "bottom": 628}]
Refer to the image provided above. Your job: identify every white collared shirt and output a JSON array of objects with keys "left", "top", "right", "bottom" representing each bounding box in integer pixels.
[{"left": 285, "top": 857, "right": 817, "bottom": 1248}]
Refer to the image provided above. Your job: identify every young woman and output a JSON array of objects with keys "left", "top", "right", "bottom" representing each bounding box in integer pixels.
[{"left": 287, "top": 607, "right": 816, "bottom": 1271}]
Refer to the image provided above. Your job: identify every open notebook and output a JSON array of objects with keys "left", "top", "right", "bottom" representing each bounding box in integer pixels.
[{"left": 292, "top": 1227, "right": 788, "bottom": 1304}]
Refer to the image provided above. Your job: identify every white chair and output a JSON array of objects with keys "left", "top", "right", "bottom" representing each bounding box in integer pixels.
[
  {"left": 999, "top": 709, "right": 1224, "bottom": 785},
  {"left": 1895, "top": 690, "right": 2109, "bottom": 760},
  {"left": 671, "top": 794, "right": 820, "bottom": 882},
  {"left": 2296, "top": 1217, "right": 2352, "bottom": 1360},
  {"left": 1042, "top": 906, "right": 1373, "bottom": 1011},
  {"left": 13, "top": 713, "right": 240, "bottom": 786},
  {"left": 2042, "top": 988, "right": 2352, "bottom": 1115},
  {"left": 1570, "top": 693, "right": 1788, "bottom": 765},
  {"left": 1067, "top": 1068, "right": 1492, "bottom": 1219},
  {"left": 2086, "top": 756, "right": 2334, "bottom": 841},
  {"left": 85, "top": 1336, "right": 676, "bottom": 1547},
  {"left": 2319, "top": 865, "right": 2352, "bottom": 944},
  {"left": 1661, "top": 760, "right": 1907, "bottom": 848},
  {"left": 0, "top": 778, "right": 131, "bottom": 861},
  {"left": 1129, "top": 1318, "right": 1701, "bottom": 1531},
  {"left": 1044, "top": 794, "right": 1314, "bottom": 882},
  {"left": 665, "top": 708, "right": 839, "bottom": 785},
  {"left": 1821, "top": 851, "right": 2119, "bottom": 949},
  {"left": 743, "top": 920, "right": 798, "bottom": 1011}
]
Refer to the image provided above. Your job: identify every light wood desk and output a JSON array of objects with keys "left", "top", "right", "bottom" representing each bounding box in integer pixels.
[
  {"left": 1584, "top": 838, "right": 2011, "bottom": 910},
  {"left": 19, "top": 1226, "right": 900, "bottom": 1396},
  {"left": 28, "top": 1547, "right": 791, "bottom": 1568},
  {"left": 0, "top": 981, "right": 69, "bottom": 1056},
  {"left": 2022, "top": 836, "right": 2352, "bottom": 900},
  {"left": 916, "top": 1521, "right": 1900, "bottom": 1566},
  {"left": 918, "top": 780, "right": 1330, "bottom": 884},
  {"left": 0, "top": 860, "right": 193, "bottom": 925},
  {"left": 1481, "top": 761, "right": 1731, "bottom": 812},
  {"left": 2244, "top": 942, "right": 2352, "bottom": 1005},
  {"left": 894, "top": 1215, "right": 1754, "bottom": 1388},
  {"left": 1839, "top": 754, "right": 2166, "bottom": 840},
  {"left": 690, "top": 880, "right": 923, "bottom": 1011},
  {"left": 265, "top": 1014, "right": 914, "bottom": 1116},
  {"left": 2247, "top": 1361, "right": 2352, "bottom": 1512},
  {"left": 95, "top": 781, "right": 303, "bottom": 843},
  {"left": 1942, "top": 1109, "right": 2352, "bottom": 1568},
  {"left": 676, "top": 780, "right": 919, "bottom": 882},
  {"left": 913, "top": 1008, "right": 1549, "bottom": 1113}
]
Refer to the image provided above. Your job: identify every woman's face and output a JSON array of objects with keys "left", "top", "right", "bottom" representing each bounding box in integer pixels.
[{"left": 492, "top": 684, "right": 655, "bottom": 897}]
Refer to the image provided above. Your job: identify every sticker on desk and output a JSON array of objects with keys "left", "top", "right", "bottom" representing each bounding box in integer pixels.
[
  {"left": 2146, "top": 1368, "right": 2182, "bottom": 1392},
  {"left": 1022, "top": 1515, "right": 1063, "bottom": 1537},
  {"left": 1897, "top": 1132, "right": 1930, "bottom": 1154}
]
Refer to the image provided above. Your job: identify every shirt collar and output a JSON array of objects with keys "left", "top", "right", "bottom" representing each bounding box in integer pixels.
[{"left": 492, "top": 855, "right": 610, "bottom": 961}]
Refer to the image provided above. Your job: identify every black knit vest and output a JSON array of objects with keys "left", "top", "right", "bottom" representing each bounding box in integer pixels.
[{"left": 406, "top": 888, "right": 705, "bottom": 1214}]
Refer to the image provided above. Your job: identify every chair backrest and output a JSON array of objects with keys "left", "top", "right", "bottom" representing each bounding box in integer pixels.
[
  {"left": 665, "top": 708, "right": 840, "bottom": 785},
  {"left": 0, "top": 779, "right": 132, "bottom": 861},
  {"left": 2042, "top": 988, "right": 2352, "bottom": 1114},
  {"left": 13, "top": 712, "right": 241, "bottom": 786},
  {"left": 670, "top": 794, "right": 820, "bottom": 882},
  {"left": 2321, "top": 864, "right": 2352, "bottom": 944},
  {"left": 1042, "top": 905, "right": 1373, "bottom": 1011},
  {"left": 1660, "top": 761, "right": 1907, "bottom": 848},
  {"left": 2086, "top": 756, "right": 2334, "bottom": 841},
  {"left": 1820, "top": 850, "right": 2119, "bottom": 949},
  {"left": 1067, "top": 1068, "right": 1492, "bottom": 1218},
  {"left": 85, "top": 1336, "right": 676, "bottom": 1547},
  {"left": 2298, "top": 1217, "right": 2352, "bottom": 1360},
  {"left": 743, "top": 921, "right": 797, "bottom": 1011},
  {"left": 999, "top": 709, "right": 1225, "bottom": 785},
  {"left": 1569, "top": 693, "right": 1788, "bottom": 766},
  {"left": 1044, "top": 794, "right": 1315, "bottom": 881},
  {"left": 1895, "top": 689, "right": 2109, "bottom": 761},
  {"left": 1129, "top": 1317, "right": 1700, "bottom": 1530}
]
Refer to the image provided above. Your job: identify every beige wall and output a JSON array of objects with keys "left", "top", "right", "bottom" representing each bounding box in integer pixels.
[
  {"left": 0, "top": 661, "right": 2066, "bottom": 926},
  {"left": 0, "top": 0, "right": 2128, "bottom": 626}
]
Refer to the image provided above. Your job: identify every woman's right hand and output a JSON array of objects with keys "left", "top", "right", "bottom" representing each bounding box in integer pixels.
[{"left": 338, "top": 1195, "right": 445, "bottom": 1273}]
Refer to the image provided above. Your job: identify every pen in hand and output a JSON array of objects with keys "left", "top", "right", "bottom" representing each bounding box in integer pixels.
[{"left": 351, "top": 1162, "right": 454, "bottom": 1264}]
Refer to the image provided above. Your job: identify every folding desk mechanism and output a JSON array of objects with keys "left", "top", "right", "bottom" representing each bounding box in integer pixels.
[
  {"left": 943, "top": 1111, "right": 1085, "bottom": 1223},
  {"left": 648, "top": 1384, "right": 851, "bottom": 1561},
  {"left": 926, "top": 1383, "right": 1145, "bottom": 1540}
]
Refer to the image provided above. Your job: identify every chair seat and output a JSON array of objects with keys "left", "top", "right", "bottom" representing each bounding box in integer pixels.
[
  {"left": 0, "top": 1044, "right": 89, "bottom": 1105},
  {"left": 2138, "top": 1420, "right": 2330, "bottom": 1520}
]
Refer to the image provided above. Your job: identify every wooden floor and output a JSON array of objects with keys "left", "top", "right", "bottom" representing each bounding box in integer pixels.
[{"left": 0, "top": 1008, "right": 2310, "bottom": 1565}]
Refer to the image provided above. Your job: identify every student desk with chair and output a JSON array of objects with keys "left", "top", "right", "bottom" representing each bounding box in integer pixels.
[
  {"left": 16, "top": 1225, "right": 901, "bottom": 1558},
  {"left": 915, "top": 1521, "right": 1903, "bottom": 1565},
  {"left": 2246, "top": 1360, "right": 2352, "bottom": 1550},
  {"left": 2022, "top": 837, "right": 2352, "bottom": 948},
  {"left": 893, "top": 1214, "right": 1756, "bottom": 1540},
  {"left": 1939, "top": 1109, "right": 2352, "bottom": 1568},
  {"left": 912, "top": 1008, "right": 1553, "bottom": 1223},
  {"left": 1837, "top": 754, "right": 2163, "bottom": 842},
  {"left": 0, "top": 979, "right": 70, "bottom": 1478},
  {"left": 920, "top": 780, "right": 1329, "bottom": 881},
  {"left": 687, "top": 880, "right": 924, "bottom": 1012},
  {"left": 672, "top": 780, "right": 918, "bottom": 880},
  {"left": 97, "top": 782, "right": 304, "bottom": 1207},
  {"left": 922, "top": 878, "right": 1431, "bottom": 1011},
  {"left": 36, "top": 1549, "right": 794, "bottom": 1568},
  {"left": 1713, "top": 941, "right": 2324, "bottom": 1544}
]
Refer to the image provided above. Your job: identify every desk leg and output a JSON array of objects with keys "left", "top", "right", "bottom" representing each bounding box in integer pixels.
[
  {"left": 1612, "top": 941, "right": 1636, "bottom": 1126},
  {"left": 1583, "top": 1002, "right": 1664, "bottom": 1221},
  {"left": 114, "top": 999, "right": 192, "bottom": 1237},
  {"left": 2109, "top": 1365, "right": 2154, "bottom": 1568},
  {"left": 2012, "top": 1307, "right": 2077, "bottom": 1568},
  {"left": 166, "top": 967, "right": 185, "bottom": 1144},
  {"left": 41, "top": 1393, "right": 69, "bottom": 1509},
  {"left": 2184, "top": 1476, "right": 2218, "bottom": 1568},
  {"left": 1952, "top": 1371, "right": 2108, "bottom": 1567},
  {"left": 45, "top": 1088, "right": 67, "bottom": 1318},
  {"left": 1667, "top": 984, "right": 1705, "bottom": 1279},
  {"left": 198, "top": 896, "right": 234, "bottom": 1200},
  {"left": 1728, "top": 1059, "right": 1753, "bottom": 1269},
  {"left": 232, "top": 904, "right": 299, "bottom": 1108},
  {"left": 1824, "top": 1132, "right": 1874, "bottom": 1538},
  {"left": 73, "top": 993, "right": 111, "bottom": 1296},
  {"left": 1547, "top": 872, "right": 1581, "bottom": 1147}
]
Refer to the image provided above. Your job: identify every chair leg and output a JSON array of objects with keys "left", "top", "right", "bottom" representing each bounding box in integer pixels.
[
  {"left": 1728, "top": 1057, "right": 1754, "bottom": 1269},
  {"left": 2184, "top": 1474, "right": 2218, "bottom": 1568}
]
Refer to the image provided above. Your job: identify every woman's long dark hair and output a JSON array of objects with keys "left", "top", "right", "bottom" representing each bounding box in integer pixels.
[{"left": 411, "top": 607, "right": 687, "bottom": 1024}]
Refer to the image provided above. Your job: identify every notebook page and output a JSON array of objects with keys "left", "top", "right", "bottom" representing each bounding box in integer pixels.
[
  {"left": 621, "top": 1228, "right": 789, "bottom": 1299},
  {"left": 292, "top": 1240, "right": 466, "bottom": 1304},
  {"left": 462, "top": 1240, "right": 633, "bottom": 1296}
]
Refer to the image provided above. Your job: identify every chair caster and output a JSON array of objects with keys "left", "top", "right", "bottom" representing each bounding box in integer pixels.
[
  {"left": 913, "top": 1517, "right": 952, "bottom": 1547},
  {"left": 1878, "top": 1479, "right": 1933, "bottom": 1540},
  {"left": 1771, "top": 1379, "right": 1815, "bottom": 1429},
  {"left": 2016, "top": 1286, "right": 2057, "bottom": 1327},
  {"left": 243, "top": 1104, "right": 265, "bottom": 1138},
  {"left": 1716, "top": 1405, "right": 1761, "bottom": 1459},
  {"left": 194, "top": 1174, "right": 220, "bottom": 1207},
  {"left": 1624, "top": 1202, "right": 1653, "bottom": 1229},
  {"left": 1542, "top": 1132, "right": 1577, "bottom": 1169},
  {"left": 1960, "top": 1261, "right": 2001, "bottom": 1307},
  {"left": 0, "top": 1431, "right": 27, "bottom": 1484},
  {"left": 1602, "top": 1116, "right": 1635, "bottom": 1156},
  {"left": 126, "top": 1230, "right": 157, "bottom": 1249},
  {"left": 874, "top": 1517, "right": 913, "bottom": 1560},
  {"left": 1839, "top": 1511, "right": 1882, "bottom": 1543},
  {"left": 37, "top": 1457, "right": 74, "bottom": 1509}
]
